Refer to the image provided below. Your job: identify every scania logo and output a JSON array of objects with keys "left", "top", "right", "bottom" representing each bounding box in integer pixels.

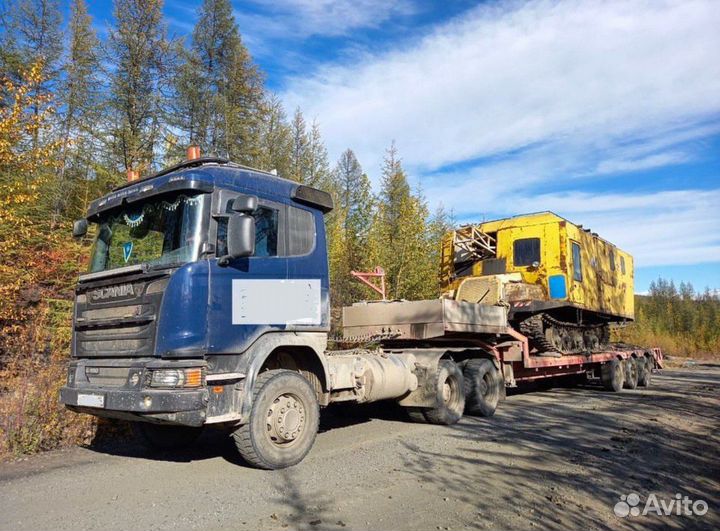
[{"left": 90, "top": 284, "right": 135, "bottom": 301}]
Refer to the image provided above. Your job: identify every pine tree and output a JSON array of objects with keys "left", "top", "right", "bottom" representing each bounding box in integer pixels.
[
  {"left": 305, "top": 120, "right": 331, "bottom": 189},
  {"left": 175, "top": 0, "right": 265, "bottom": 164},
  {"left": 289, "top": 107, "right": 309, "bottom": 183},
  {"left": 53, "top": 0, "right": 102, "bottom": 222},
  {"left": 9, "top": 0, "right": 63, "bottom": 149},
  {"left": 368, "top": 142, "right": 433, "bottom": 300},
  {"left": 108, "top": 0, "right": 171, "bottom": 174},
  {"left": 257, "top": 95, "right": 293, "bottom": 177},
  {"left": 326, "top": 149, "right": 374, "bottom": 307}
]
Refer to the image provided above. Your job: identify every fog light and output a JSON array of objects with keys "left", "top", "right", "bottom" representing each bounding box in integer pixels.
[
  {"left": 143, "top": 396, "right": 152, "bottom": 408},
  {"left": 67, "top": 368, "right": 75, "bottom": 385},
  {"left": 129, "top": 372, "right": 140, "bottom": 386}
]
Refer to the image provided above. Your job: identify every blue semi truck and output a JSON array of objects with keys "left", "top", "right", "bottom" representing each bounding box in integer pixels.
[{"left": 60, "top": 154, "right": 661, "bottom": 469}]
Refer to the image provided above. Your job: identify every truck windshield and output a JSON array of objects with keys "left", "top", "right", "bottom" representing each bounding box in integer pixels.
[{"left": 88, "top": 193, "right": 206, "bottom": 273}]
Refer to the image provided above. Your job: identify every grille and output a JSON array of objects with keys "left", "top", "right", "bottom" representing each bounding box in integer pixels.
[{"left": 85, "top": 367, "right": 131, "bottom": 387}]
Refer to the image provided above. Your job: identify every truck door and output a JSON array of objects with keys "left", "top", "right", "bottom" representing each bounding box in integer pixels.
[{"left": 207, "top": 194, "right": 290, "bottom": 354}]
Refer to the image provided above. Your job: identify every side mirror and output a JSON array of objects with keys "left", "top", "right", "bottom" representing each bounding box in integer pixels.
[
  {"left": 73, "top": 219, "right": 88, "bottom": 238},
  {"left": 219, "top": 213, "right": 255, "bottom": 266},
  {"left": 231, "top": 195, "right": 258, "bottom": 214}
]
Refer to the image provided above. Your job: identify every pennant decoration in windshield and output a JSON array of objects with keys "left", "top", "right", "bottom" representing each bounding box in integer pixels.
[{"left": 122, "top": 241, "right": 133, "bottom": 263}]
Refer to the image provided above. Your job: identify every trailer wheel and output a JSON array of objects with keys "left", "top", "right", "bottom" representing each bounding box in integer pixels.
[
  {"left": 463, "top": 358, "right": 503, "bottom": 417},
  {"left": 600, "top": 359, "right": 624, "bottom": 392},
  {"left": 423, "top": 360, "right": 465, "bottom": 425},
  {"left": 232, "top": 369, "right": 319, "bottom": 469},
  {"left": 133, "top": 423, "right": 203, "bottom": 451},
  {"left": 638, "top": 356, "right": 652, "bottom": 387},
  {"left": 623, "top": 357, "right": 639, "bottom": 389}
]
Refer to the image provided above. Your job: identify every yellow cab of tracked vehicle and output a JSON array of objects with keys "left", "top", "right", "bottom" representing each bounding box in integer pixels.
[{"left": 440, "top": 212, "right": 634, "bottom": 321}]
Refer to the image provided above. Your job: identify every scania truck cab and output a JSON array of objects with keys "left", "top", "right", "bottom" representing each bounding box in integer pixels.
[{"left": 61, "top": 156, "right": 454, "bottom": 468}]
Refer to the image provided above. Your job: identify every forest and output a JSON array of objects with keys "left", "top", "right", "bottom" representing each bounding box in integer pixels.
[{"left": 0, "top": 0, "right": 717, "bottom": 458}]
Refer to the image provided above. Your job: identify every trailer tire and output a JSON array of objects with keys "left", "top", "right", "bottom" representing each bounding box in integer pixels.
[
  {"left": 638, "top": 356, "right": 652, "bottom": 387},
  {"left": 232, "top": 369, "right": 319, "bottom": 469},
  {"left": 423, "top": 360, "right": 465, "bottom": 425},
  {"left": 624, "top": 357, "right": 639, "bottom": 389},
  {"left": 463, "top": 358, "right": 503, "bottom": 417},
  {"left": 133, "top": 423, "right": 203, "bottom": 451},
  {"left": 600, "top": 359, "right": 624, "bottom": 392}
]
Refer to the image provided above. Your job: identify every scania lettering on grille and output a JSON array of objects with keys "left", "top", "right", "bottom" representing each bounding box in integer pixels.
[{"left": 90, "top": 284, "right": 135, "bottom": 301}]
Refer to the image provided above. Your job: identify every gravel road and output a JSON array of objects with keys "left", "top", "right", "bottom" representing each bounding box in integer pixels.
[{"left": 1, "top": 366, "right": 718, "bottom": 531}]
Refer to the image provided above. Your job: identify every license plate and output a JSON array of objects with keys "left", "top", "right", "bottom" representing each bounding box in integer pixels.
[{"left": 77, "top": 393, "right": 105, "bottom": 408}]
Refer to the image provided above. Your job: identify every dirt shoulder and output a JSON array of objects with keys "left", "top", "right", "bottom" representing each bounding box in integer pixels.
[{"left": 1, "top": 366, "right": 718, "bottom": 531}]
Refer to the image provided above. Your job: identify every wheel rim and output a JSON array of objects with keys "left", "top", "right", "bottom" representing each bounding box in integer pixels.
[
  {"left": 266, "top": 393, "right": 306, "bottom": 446},
  {"left": 442, "top": 373, "right": 462, "bottom": 410}
]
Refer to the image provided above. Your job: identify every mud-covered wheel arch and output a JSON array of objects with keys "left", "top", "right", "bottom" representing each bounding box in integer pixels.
[{"left": 259, "top": 346, "right": 328, "bottom": 405}]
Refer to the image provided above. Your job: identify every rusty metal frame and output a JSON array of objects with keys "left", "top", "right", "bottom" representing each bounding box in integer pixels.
[{"left": 351, "top": 267, "right": 386, "bottom": 300}]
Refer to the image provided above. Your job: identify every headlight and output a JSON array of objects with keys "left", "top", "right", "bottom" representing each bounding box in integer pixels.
[{"left": 149, "top": 368, "right": 204, "bottom": 388}]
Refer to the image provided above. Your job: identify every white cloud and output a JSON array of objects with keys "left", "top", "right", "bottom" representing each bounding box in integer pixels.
[
  {"left": 281, "top": 0, "right": 720, "bottom": 175},
  {"left": 237, "top": 0, "right": 414, "bottom": 41},
  {"left": 277, "top": 0, "right": 720, "bottom": 268}
]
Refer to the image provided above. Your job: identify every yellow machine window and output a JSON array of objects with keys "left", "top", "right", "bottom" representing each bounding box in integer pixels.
[
  {"left": 609, "top": 249, "right": 615, "bottom": 271},
  {"left": 572, "top": 242, "right": 583, "bottom": 281},
  {"left": 513, "top": 238, "right": 540, "bottom": 267},
  {"left": 620, "top": 256, "right": 626, "bottom": 274}
]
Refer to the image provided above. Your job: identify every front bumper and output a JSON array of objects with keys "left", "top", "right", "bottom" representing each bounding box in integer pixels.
[{"left": 60, "top": 359, "right": 209, "bottom": 426}]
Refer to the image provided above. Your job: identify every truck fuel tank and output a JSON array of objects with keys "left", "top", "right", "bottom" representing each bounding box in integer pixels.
[{"left": 327, "top": 350, "right": 418, "bottom": 403}]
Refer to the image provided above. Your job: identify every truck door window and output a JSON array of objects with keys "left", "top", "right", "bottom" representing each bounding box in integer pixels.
[
  {"left": 572, "top": 242, "right": 583, "bottom": 281},
  {"left": 216, "top": 206, "right": 279, "bottom": 257},
  {"left": 513, "top": 237, "right": 540, "bottom": 267}
]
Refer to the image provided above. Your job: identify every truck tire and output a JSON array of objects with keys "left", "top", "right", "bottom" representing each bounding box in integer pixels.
[
  {"left": 638, "top": 356, "right": 652, "bottom": 387},
  {"left": 133, "top": 423, "right": 203, "bottom": 451},
  {"left": 232, "top": 369, "right": 320, "bottom": 470},
  {"left": 623, "top": 357, "right": 639, "bottom": 389},
  {"left": 463, "top": 358, "right": 503, "bottom": 417},
  {"left": 600, "top": 359, "right": 624, "bottom": 392},
  {"left": 423, "top": 360, "right": 465, "bottom": 425}
]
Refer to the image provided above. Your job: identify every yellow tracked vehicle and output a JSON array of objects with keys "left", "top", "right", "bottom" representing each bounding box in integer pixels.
[{"left": 440, "top": 212, "right": 633, "bottom": 355}]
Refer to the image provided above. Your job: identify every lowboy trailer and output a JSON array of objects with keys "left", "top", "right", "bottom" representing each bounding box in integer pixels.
[{"left": 60, "top": 153, "right": 662, "bottom": 469}]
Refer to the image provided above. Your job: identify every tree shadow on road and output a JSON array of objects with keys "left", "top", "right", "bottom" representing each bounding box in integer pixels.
[{"left": 394, "top": 370, "right": 720, "bottom": 531}]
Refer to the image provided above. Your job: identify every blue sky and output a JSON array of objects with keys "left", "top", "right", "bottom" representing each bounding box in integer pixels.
[{"left": 76, "top": 0, "right": 719, "bottom": 293}]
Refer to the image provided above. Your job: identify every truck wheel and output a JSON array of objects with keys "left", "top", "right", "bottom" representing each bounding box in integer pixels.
[
  {"left": 638, "top": 356, "right": 652, "bottom": 387},
  {"left": 423, "top": 360, "right": 465, "bottom": 425},
  {"left": 624, "top": 358, "right": 639, "bottom": 389},
  {"left": 232, "top": 369, "right": 319, "bottom": 470},
  {"left": 600, "top": 359, "right": 624, "bottom": 392},
  {"left": 133, "top": 423, "right": 203, "bottom": 451},
  {"left": 463, "top": 358, "right": 503, "bottom": 417}
]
